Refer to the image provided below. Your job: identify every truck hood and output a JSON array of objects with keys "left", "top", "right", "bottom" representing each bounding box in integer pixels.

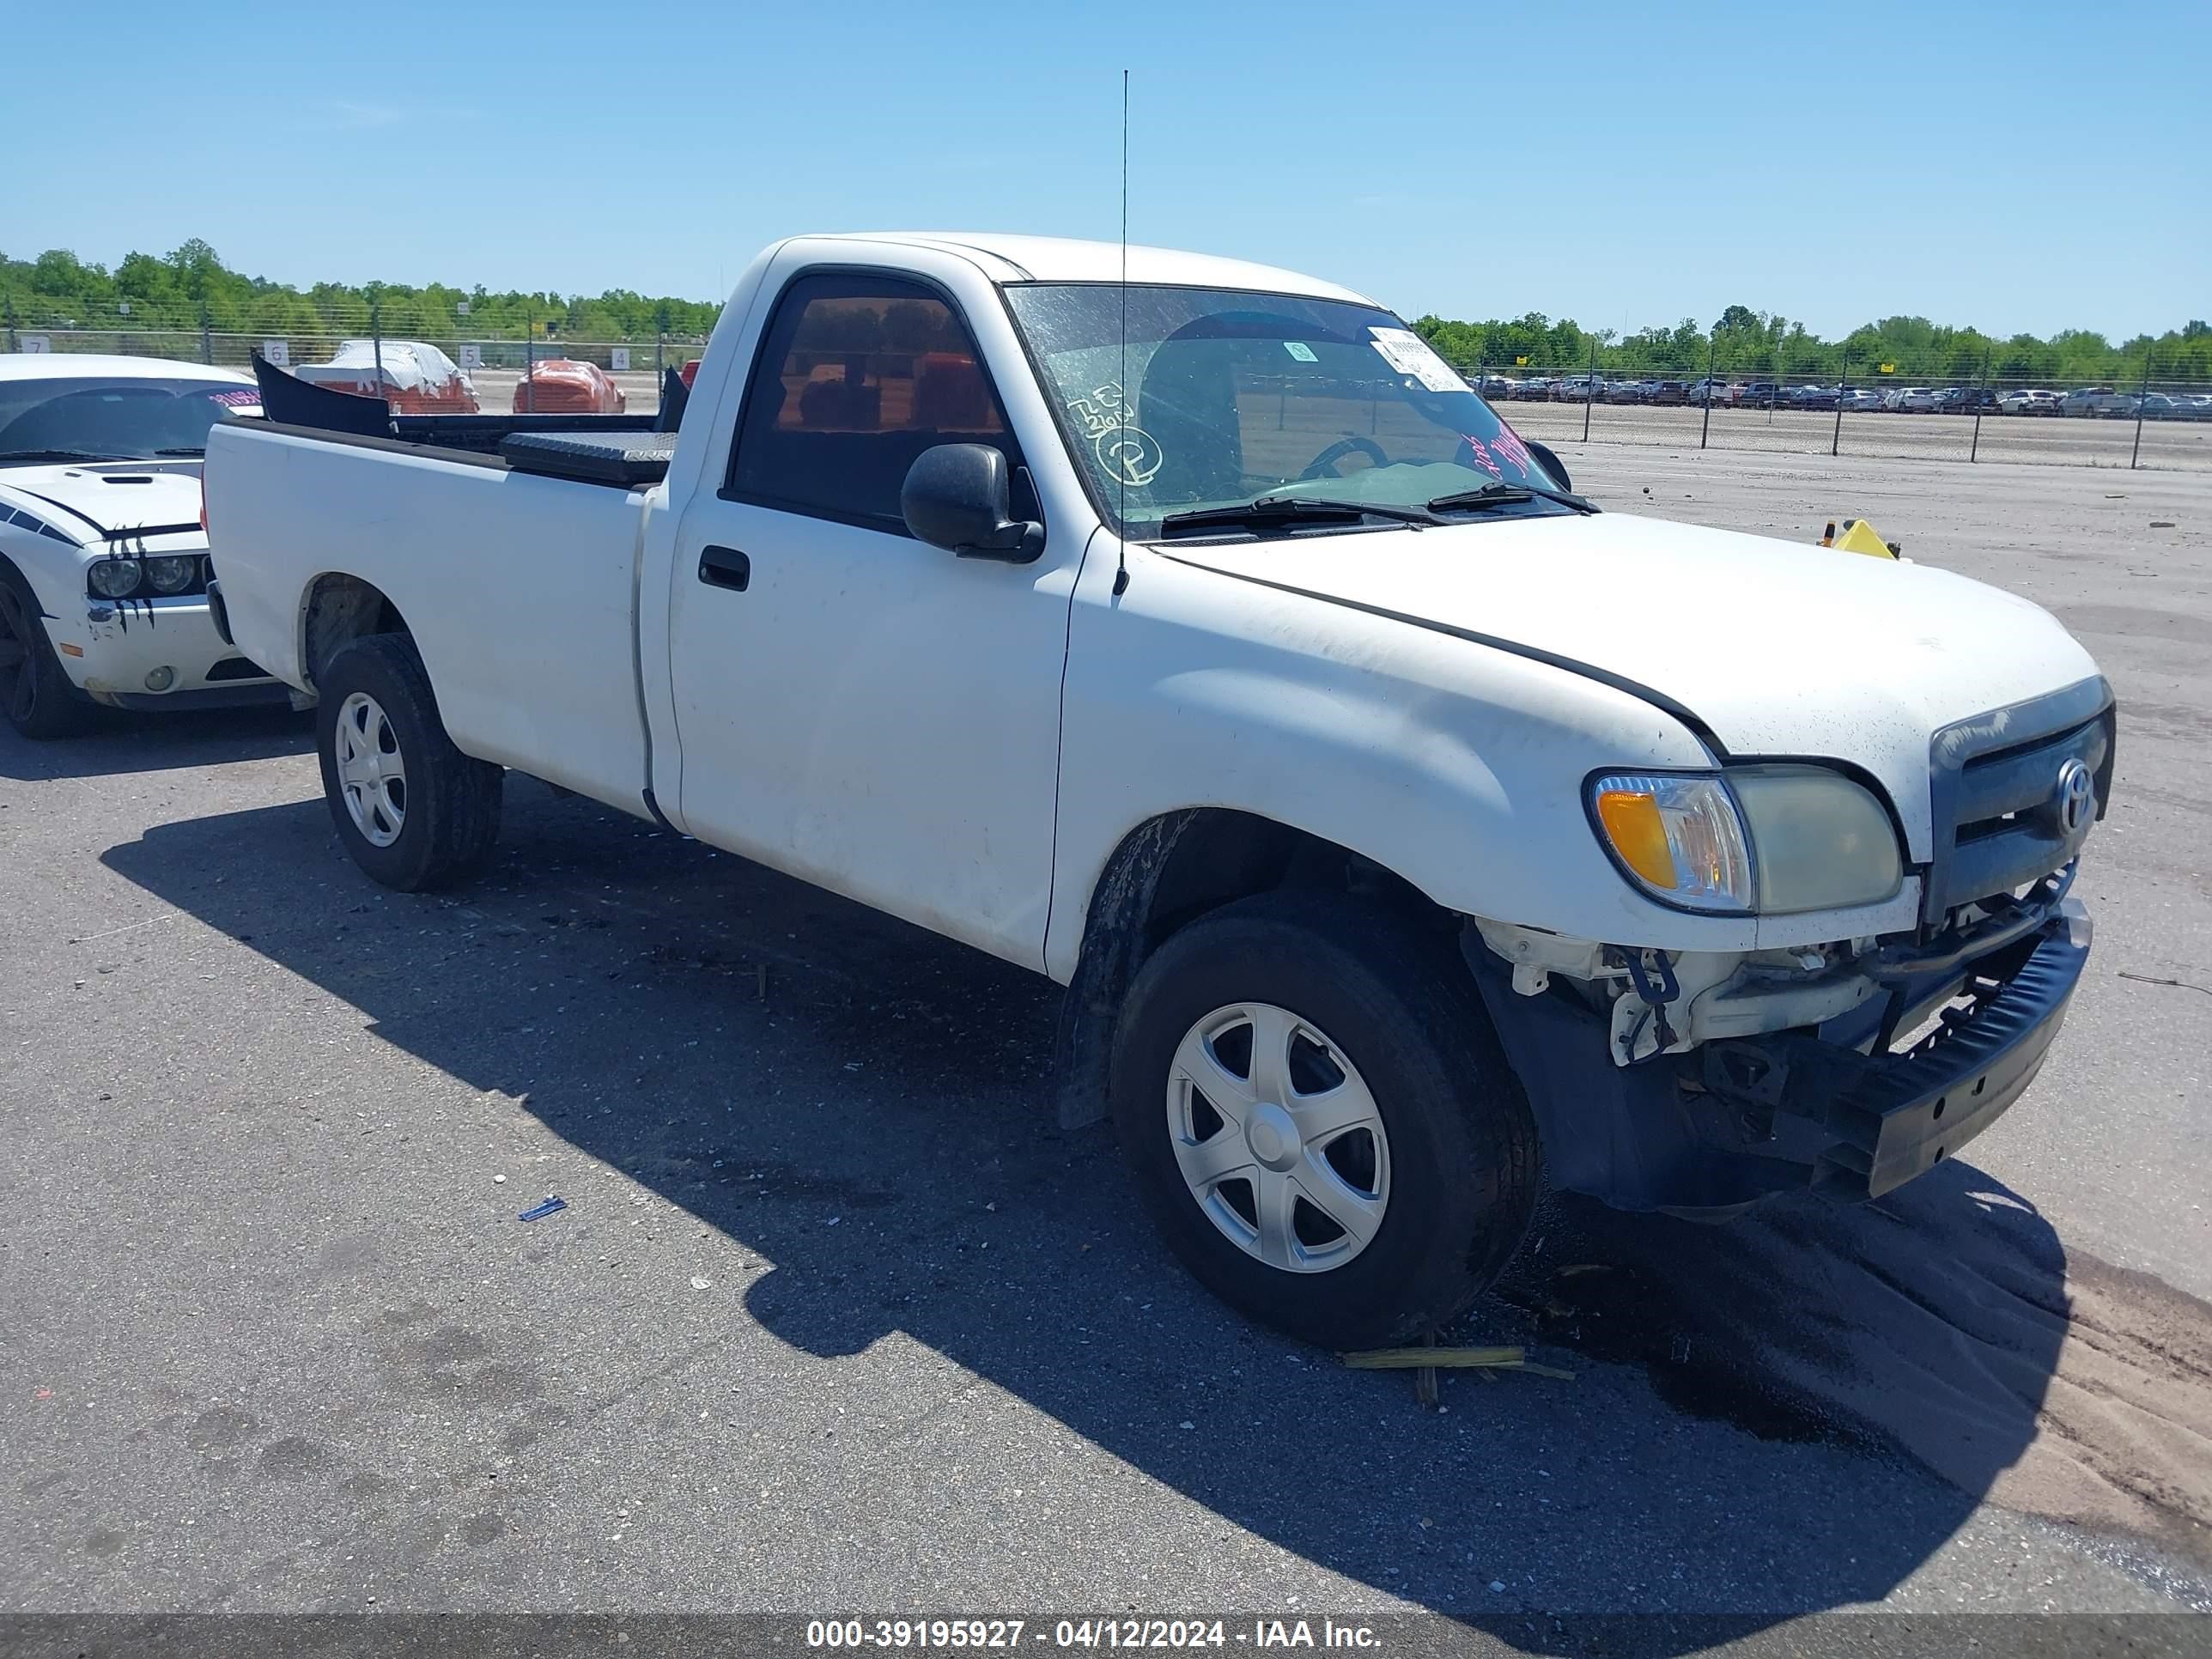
[
  {"left": 0, "top": 461, "right": 205, "bottom": 542},
  {"left": 1159, "top": 511, "right": 2102, "bottom": 857}
]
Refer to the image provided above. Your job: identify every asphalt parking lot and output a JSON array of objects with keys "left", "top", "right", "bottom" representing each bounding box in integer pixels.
[{"left": 3, "top": 446, "right": 2210, "bottom": 1647}]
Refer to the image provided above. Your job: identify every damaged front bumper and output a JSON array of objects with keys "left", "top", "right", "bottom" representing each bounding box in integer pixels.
[
  {"left": 1465, "top": 883, "right": 2094, "bottom": 1213},
  {"left": 1707, "top": 898, "right": 2090, "bottom": 1200}
]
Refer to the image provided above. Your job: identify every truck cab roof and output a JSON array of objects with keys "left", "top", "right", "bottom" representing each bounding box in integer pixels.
[{"left": 795, "top": 232, "right": 1377, "bottom": 306}]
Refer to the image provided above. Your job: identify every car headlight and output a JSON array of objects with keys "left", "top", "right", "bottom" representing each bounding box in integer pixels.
[
  {"left": 88, "top": 558, "right": 143, "bottom": 599},
  {"left": 1590, "top": 766, "right": 1902, "bottom": 915},
  {"left": 1730, "top": 765, "right": 1903, "bottom": 912},
  {"left": 143, "top": 554, "right": 200, "bottom": 594}
]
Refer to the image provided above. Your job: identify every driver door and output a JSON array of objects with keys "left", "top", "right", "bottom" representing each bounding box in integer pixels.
[{"left": 665, "top": 264, "right": 1074, "bottom": 971}]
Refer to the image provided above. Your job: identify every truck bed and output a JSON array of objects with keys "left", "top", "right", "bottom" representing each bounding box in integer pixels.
[
  {"left": 205, "top": 416, "right": 660, "bottom": 814},
  {"left": 248, "top": 355, "right": 672, "bottom": 485}
]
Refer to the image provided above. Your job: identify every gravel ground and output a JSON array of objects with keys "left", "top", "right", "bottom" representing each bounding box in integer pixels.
[{"left": 3, "top": 447, "right": 2209, "bottom": 1650}]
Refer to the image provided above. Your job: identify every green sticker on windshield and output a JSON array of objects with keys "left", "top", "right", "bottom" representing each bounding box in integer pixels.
[{"left": 1283, "top": 342, "right": 1318, "bottom": 363}]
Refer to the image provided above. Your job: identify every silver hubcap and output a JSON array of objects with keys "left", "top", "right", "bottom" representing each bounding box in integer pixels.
[
  {"left": 1166, "top": 1002, "right": 1390, "bottom": 1273},
  {"left": 334, "top": 691, "right": 406, "bottom": 847}
]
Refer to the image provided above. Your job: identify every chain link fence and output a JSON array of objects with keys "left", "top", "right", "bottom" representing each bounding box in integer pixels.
[
  {"left": 2, "top": 300, "right": 706, "bottom": 416},
  {"left": 1449, "top": 345, "right": 2211, "bottom": 471},
  {"left": 8, "top": 301, "right": 2207, "bottom": 470}
]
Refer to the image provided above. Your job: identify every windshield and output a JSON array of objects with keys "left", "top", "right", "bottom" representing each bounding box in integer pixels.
[
  {"left": 1004, "top": 283, "right": 1569, "bottom": 538},
  {"left": 0, "top": 376, "right": 260, "bottom": 463}
]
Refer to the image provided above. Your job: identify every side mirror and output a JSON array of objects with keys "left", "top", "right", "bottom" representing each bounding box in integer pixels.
[
  {"left": 902, "top": 444, "right": 1043, "bottom": 563},
  {"left": 1526, "top": 440, "right": 1571, "bottom": 492}
]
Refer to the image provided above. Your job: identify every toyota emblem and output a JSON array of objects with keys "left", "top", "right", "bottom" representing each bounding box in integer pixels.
[{"left": 2054, "top": 757, "right": 2094, "bottom": 836}]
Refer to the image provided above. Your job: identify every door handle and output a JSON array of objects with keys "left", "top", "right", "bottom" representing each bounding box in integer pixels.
[{"left": 698, "top": 545, "right": 750, "bottom": 592}]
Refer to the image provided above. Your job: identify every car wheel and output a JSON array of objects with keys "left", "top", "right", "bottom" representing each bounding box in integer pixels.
[
  {"left": 315, "top": 633, "right": 502, "bottom": 890},
  {"left": 1111, "top": 891, "right": 1540, "bottom": 1349},
  {"left": 0, "top": 569, "right": 92, "bottom": 740}
]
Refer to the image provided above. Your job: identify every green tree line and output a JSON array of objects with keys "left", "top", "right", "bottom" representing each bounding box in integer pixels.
[
  {"left": 1412, "top": 301, "right": 2212, "bottom": 385},
  {"left": 1, "top": 240, "right": 723, "bottom": 342}
]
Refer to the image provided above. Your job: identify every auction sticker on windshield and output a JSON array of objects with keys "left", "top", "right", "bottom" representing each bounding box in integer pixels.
[{"left": 1368, "top": 327, "right": 1467, "bottom": 393}]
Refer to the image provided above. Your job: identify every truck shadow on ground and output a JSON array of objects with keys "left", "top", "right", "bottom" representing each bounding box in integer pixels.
[
  {"left": 0, "top": 702, "right": 308, "bottom": 783},
  {"left": 103, "top": 785, "right": 2114, "bottom": 1645}
]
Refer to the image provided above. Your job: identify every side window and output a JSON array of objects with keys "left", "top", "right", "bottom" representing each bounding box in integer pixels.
[{"left": 726, "top": 271, "right": 1024, "bottom": 532}]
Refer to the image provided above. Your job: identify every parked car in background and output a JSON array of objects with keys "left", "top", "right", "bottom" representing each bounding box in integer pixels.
[
  {"left": 1685, "top": 377, "right": 1734, "bottom": 405},
  {"left": 0, "top": 355, "right": 283, "bottom": 738},
  {"left": 1933, "top": 387, "right": 2000, "bottom": 416},
  {"left": 1737, "top": 381, "right": 1780, "bottom": 409},
  {"left": 1896, "top": 386, "right": 1944, "bottom": 413},
  {"left": 1999, "top": 388, "right": 2063, "bottom": 416},
  {"left": 1555, "top": 374, "right": 1603, "bottom": 402},
  {"left": 1471, "top": 374, "right": 1517, "bottom": 399},
  {"left": 1511, "top": 377, "right": 1553, "bottom": 400},
  {"left": 295, "top": 340, "right": 478, "bottom": 415},
  {"left": 513, "top": 358, "right": 628, "bottom": 415},
  {"left": 1789, "top": 384, "right": 1839, "bottom": 410},
  {"left": 2175, "top": 394, "right": 2212, "bottom": 422},
  {"left": 1838, "top": 388, "right": 1884, "bottom": 412},
  {"left": 1604, "top": 380, "right": 1646, "bottom": 404},
  {"left": 1647, "top": 380, "right": 1689, "bottom": 406},
  {"left": 2135, "top": 392, "right": 2184, "bottom": 421},
  {"left": 2061, "top": 386, "right": 2123, "bottom": 417}
]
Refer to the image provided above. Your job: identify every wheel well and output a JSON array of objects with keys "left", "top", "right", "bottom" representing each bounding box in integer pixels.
[
  {"left": 1050, "top": 809, "right": 1455, "bottom": 1128},
  {"left": 301, "top": 574, "right": 410, "bottom": 692},
  {"left": 1138, "top": 809, "right": 1440, "bottom": 948}
]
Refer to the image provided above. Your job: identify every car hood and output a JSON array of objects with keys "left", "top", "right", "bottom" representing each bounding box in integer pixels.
[
  {"left": 1157, "top": 511, "right": 2102, "bottom": 857},
  {"left": 0, "top": 461, "right": 205, "bottom": 543}
]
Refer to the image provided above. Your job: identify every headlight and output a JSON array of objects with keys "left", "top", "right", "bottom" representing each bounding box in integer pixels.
[
  {"left": 1589, "top": 767, "right": 1902, "bottom": 915},
  {"left": 143, "top": 554, "right": 200, "bottom": 594},
  {"left": 1729, "top": 765, "right": 1901, "bottom": 913},
  {"left": 88, "top": 558, "right": 143, "bottom": 599}
]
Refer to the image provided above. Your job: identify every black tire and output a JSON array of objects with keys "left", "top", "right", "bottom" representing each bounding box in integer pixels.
[
  {"left": 1111, "top": 891, "right": 1539, "bottom": 1349},
  {"left": 315, "top": 633, "right": 502, "bottom": 891},
  {"left": 0, "top": 568, "right": 94, "bottom": 740}
]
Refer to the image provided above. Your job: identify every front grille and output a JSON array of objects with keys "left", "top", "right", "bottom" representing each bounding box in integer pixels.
[{"left": 1924, "top": 678, "right": 2114, "bottom": 921}]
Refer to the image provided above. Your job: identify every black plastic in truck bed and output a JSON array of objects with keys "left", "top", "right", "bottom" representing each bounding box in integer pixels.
[
  {"left": 498, "top": 429, "right": 677, "bottom": 487},
  {"left": 244, "top": 356, "right": 675, "bottom": 484}
]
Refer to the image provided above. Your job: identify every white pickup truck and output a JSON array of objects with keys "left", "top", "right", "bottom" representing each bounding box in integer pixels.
[{"left": 204, "top": 234, "right": 2110, "bottom": 1347}]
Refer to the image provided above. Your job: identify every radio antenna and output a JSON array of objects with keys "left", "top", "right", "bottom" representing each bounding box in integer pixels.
[{"left": 1113, "top": 67, "right": 1132, "bottom": 598}]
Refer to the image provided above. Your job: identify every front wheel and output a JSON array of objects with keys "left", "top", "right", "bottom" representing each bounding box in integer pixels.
[
  {"left": 0, "top": 571, "right": 93, "bottom": 739},
  {"left": 315, "top": 633, "right": 502, "bottom": 890},
  {"left": 1111, "top": 892, "right": 1539, "bottom": 1349}
]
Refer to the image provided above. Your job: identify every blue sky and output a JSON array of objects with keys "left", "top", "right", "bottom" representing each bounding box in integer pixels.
[{"left": 9, "top": 1, "right": 2206, "bottom": 338}]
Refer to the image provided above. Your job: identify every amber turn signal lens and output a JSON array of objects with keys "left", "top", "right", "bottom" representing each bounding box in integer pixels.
[{"left": 1595, "top": 788, "right": 1677, "bottom": 889}]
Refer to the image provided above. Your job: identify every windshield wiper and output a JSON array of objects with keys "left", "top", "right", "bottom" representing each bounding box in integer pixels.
[
  {"left": 154, "top": 447, "right": 206, "bottom": 458},
  {"left": 1157, "top": 495, "right": 1440, "bottom": 538},
  {"left": 0, "top": 448, "right": 113, "bottom": 465},
  {"left": 1429, "top": 480, "right": 1600, "bottom": 515}
]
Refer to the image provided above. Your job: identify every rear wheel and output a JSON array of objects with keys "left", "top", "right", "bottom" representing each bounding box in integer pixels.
[
  {"left": 1111, "top": 892, "right": 1539, "bottom": 1349},
  {"left": 315, "top": 634, "right": 501, "bottom": 890},
  {"left": 0, "top": 571, "right": 92, "bottom": 740}
]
